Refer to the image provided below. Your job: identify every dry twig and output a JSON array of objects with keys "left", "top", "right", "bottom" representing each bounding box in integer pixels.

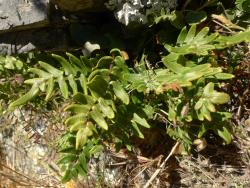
[{"left": 143, "top": 142, "right": 180, "bottom": 188}]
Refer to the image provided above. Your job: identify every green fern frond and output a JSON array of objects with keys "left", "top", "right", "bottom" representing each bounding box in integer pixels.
[{"left": 165, "top": 25, "right": 250, "bottom": 55}]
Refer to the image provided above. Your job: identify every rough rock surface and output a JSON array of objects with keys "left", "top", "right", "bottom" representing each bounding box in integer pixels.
[
  {"left": 0, "top": 0, "right": 49, "bottom": 33},
  {"left": 0, "top": 0, "right": 110, "bottom": 55},
  {"left": 105, "top": 0, "right": 178, "bottom": 25},
  {"left": 0, "top": 0, "right": 177, "bottom": 55}
]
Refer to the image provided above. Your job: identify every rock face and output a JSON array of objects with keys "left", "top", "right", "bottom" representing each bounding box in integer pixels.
[
  {"left": 0, "top": 0, "right": 49, "bottom": 33},
  {"left": 0, "top": 0, "right": 108, "bottom": 55},
  {"left": 0, "top": 0, "right": 178, "bottom": 55}
]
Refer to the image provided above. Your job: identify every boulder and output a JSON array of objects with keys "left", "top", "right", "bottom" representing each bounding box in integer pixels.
[
  {"left": 0, "top": 0, "right": 49, "bottom": 33},
  {"left": 0, "top": 0, "right": 111, "bottom": 55}
]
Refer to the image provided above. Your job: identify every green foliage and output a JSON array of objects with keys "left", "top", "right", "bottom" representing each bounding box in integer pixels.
[
  {"left": 0, "top": 56, "right": 24, "bottom": 71},
  {"left": 0, "top": 55, "right": 28, "bottom": 112},
  {"left": 57, "top": 133, "right": 103, "bottom": 183},
  {"left": 152, "top": 0, "right": 250, "bottom": 29},
  {"left": 165, "top": 25, "right": 250, "bottom": 55},
  {"left": 4, "top": 1, "right": 250, "bottom": 182},
  {"left": 152, "top": 9, "right": 207, "bottom": 27},
  {"left": 227, "top": 0, "right": 250, "bottom": 27},
  {"left": 6, "top": 24, "right": 250, "bottom": 182}
]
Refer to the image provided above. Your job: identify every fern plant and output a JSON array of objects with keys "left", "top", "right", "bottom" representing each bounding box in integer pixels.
[{"left": 6, "top": 25, "right": 250, "bottom": 182}]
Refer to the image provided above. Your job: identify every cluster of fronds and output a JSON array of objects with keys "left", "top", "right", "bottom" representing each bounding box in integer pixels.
[{"left": 1, "top": 24, "right": 248, "bottom": 182}]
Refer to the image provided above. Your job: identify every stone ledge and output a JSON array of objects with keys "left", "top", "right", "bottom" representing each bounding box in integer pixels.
[{"left": 0, "top": 28, "right": 71, "bottom": 55}]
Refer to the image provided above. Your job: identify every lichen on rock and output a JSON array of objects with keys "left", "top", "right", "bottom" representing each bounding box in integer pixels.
[{"left": 105, "top": 0, "right": 178, "bottom": 25}]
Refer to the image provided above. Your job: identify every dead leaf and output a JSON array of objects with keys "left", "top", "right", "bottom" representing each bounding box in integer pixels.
[{"left": 193, "top": 138, "right": 207, "bottom": 152}]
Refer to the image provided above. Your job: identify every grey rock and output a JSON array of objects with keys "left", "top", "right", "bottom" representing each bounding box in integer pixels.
[
  {"left": 82, "top": 41, "right": 101, "bottom": 56},
  {"left": 0, "top": 0, "right": 111, "bottom": 55},
  {"left": 105, "top": 0, "right": 178, "bottom": 25},
  {"left": 0, "top": 0, "right": 49, "bottom": 33}
]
